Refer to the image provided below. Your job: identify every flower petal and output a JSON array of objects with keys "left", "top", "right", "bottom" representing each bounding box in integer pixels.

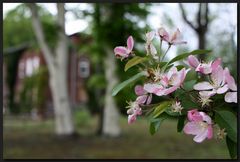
[
  {"left": 188, "top": 55, "right": 200, "bottom": 68},
  {"left": 146, "top": 94, "right": 152, "bottom": 105},
  {"left": 128, "top": 114, "right": 136, "bottom": 124},
  {"left": 170, "top": 28, "right": 180, "bottom": 42},
  {"left": 127, "top": 36, "right": 134, "bottom": 51},
  {"left": 144, "top": 83, "right": 163, "bottom": 94},
  {"left": 162, "top": 86, "right": 178, "bottom": 95},
  {"left": 134, "top": 107, "right": 142, "bottom": 116},
  {"left": 225, "top": 92, "right": 237, "bottom": 103},
  {"left": 146, "top": 31, "right": 155, "bottom": 43},
  {"left": 183, "top": 121, "right": 203, "bottom": 135},
  {"left": 158, "top": 27, "right": 169, "bottom": 42},
  {"left": 193, "top": 128, "right": 208, "bottom": 143},
  {"left": 187, "top": 109, "right": 203, "bottom": 122},
  {"left": 211, "top": 65, "right": 224, "bottom": 86},
  {"left": 211, "top": 58, "right": 221, "bottom": 71},
  {"left": 193, "top": 82, "right": 214, "bottom": 90},
  {"left": 167, "top": 66, "right": 178, "bottom": 79},
  {"left": 199, "top": 90, "right": 216, "bottom": 97},
  {"left": 149, "top": 43, "right": 157, "bottom": 55},
  {"left": 135, "top": 85, "right": 145, "bottom": 96},
  {"left": 199, "top": 112, "right": 212, "bottom": 124},
  {"left": 207, "top": 125, "right": 213, "bottom": 139},
  {"left": 224, "top": 68, "right": 237, "bottom": 91},
  {"left": 216, "top": 84, "right": 228, "bottom": 94},
  {"left": 136, "top": 95, "right": 147, "bottom": 104},
  {"left": 196, "top": 63, "right": 212, "bottom": 74},
  {"left": 114, "top": 46, "right": 128, "bottom": 57}
]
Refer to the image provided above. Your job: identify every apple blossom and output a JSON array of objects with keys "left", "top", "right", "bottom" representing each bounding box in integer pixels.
[
  {"left": 145, "top": 31, "right": 158, "bottom": 60},
  {"left": 114, "top": 36, "right": 134, "bottom": 59},
  {"left": 126, "top": 101, "right": 142, "bottom": 124},
  {"left": 144, "top": 67, "right": 190, "bottom": 96},
  {"left": 187, "top": 55, "right": 221, "bottom": 74},
  {"left": 193, "top": 66, "right": 228, "bottom": 96},
  {"left": 224, "top": 68, "right": 237, "bottom": 103},
  {"left": 135, "top": 85, "right": 152, "bottom": 105},
  {"left": 158, "top": 27, "right": 187, "bottom": 45},
  {"left": 184, "top": 109, "right": 213, "bottom": 143}
]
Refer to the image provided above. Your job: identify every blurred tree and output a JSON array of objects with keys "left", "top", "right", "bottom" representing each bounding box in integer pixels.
[
  {"left": 88, "top": 3, "right": 150, "bottom": 136},
  {"left": 27, "top": 3, "right": 75, "bottom": 136},
  {"left": 3, "top": 4, "right": 54, "bottom": 114},
  {"left": 179, "top": 3, "right": 209, "bottom": 60}
]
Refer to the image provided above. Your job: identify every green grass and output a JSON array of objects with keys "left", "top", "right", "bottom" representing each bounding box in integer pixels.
[{"left": 3, "top": 115, "right": 230, "bottom": 159}]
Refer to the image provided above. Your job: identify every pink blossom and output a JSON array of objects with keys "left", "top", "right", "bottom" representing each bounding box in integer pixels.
[
  {"left": 126, "top": 84, "right": 153, "bottom": 125},
  {"left": 193, "top": 66, "right": 228, "bottom": 96},
  {"left": 135, "top": 85, "right": 152, "bottom": 105},
  {"left": 128, "top": 114, "right": 137, "bottom": 124},
  {"left": 144, "top": 67, "right": 190, "bottom": 96},
  {"left": 224, "top": 68, "right": 237, "bottom": 103},
  {"left": 145, "top": 31, "right": 158, "bottom": 60},
  {"left": 114, "top": 36, "right": 134, "bottom": 59},
  {"left": 184, "top": 110, "right": 213, "bottom": 143},
  {"left": 158, "top": 27, "right": 187, "bottom": 45},
  {"left": 127, "top": 105, "right": 142, "bottom": 124},
  {"left": 187, "top": 109, "right": 203, "bottom": 122},
  {"left": 187, "top": 55, "right": 221, "bottom": 74}
]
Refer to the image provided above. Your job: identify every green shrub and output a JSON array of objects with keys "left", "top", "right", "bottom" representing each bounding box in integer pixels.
[{"left": 74, "top": 109, "right": 91, "bottom": 127}]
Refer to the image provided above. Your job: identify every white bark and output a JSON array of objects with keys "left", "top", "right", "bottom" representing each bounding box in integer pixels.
[
  {"left": 27, "top": 3, "right": 74, "bottom": 135},
  {"left": 102, "top": 48, "right": 121, "bottom": 137}
]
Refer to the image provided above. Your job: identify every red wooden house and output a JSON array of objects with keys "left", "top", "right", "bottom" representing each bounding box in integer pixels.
[{"left": 4, "top": 33, "right": 91, "bottom": 118}]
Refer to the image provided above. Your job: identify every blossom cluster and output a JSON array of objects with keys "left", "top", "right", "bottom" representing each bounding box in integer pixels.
[{"left": 113, "top": 26, "right": 237, "bottom": 144}]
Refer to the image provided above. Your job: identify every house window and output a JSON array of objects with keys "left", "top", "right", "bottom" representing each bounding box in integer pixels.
[
  {"left": 78, "top": 60, "right": 89, "bottom": 78},
  {"left": 25, "top": 57, "right": 40, "bottom": 76}
]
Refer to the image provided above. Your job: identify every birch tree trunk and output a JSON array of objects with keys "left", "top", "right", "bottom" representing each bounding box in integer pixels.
[
  {"left": 27, "top": 3, "right": 74, "bottom": 136},
  {"left": 102, "top": 48, "right": 121, "bottom": 137}
]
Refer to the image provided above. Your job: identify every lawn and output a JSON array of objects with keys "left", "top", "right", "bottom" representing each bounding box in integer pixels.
[{"left": 3, "top": 114, "right": 230, "bottom": 159}]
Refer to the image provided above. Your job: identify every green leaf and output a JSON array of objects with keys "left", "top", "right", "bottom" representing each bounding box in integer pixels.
[
  {"left": 152, "top": 101, "right": 173, "bottom": 118},
  {"left": 124, "top": 56, "right": 147, "bottom": 72},
  {"left": 159, "top": 62, "right": 167, "bottom": 68},
  {"left": 149, "top": 116, "right": 166, "bottom": 135},
  {"left": 177, "top": 115, "right": 186, "bottom": 132},
  {"left": 215, "top": 110, "right": 237, "bottom": 143},
  {"left": 111, "top": 71, "right": 147, "bottom": 96},
  {"left": 175, "top": 65, "right": 185, "bottom": 70},
  {"left": 226, "top": 135, "right": 237, "bottom": 159},
  {"left": 182, "top": 80, "right": 196, "bottom": 91},
  {"left": 175, "top": 91, "right": 199, "bottom": 110}
]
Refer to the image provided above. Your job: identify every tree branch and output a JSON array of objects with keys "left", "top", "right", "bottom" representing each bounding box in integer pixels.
[
  {"left": 204, "top": 3, "right": 209, "bottom": 28},
  {"left": 27, "top": 3, "right": 54, "bottom": 69},
  {"left": 179, "top": 3, "right": 197, "bottom": 31},
  {"left": 197, "top": 3, "right": 202, "bottom": 27}
]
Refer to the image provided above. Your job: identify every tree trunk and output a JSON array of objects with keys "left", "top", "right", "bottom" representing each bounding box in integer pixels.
[
  {"left": 198, "top": 29, "right": 206, "bottom": 60},
  {"left": 179, "top": 3, "right": 209, "bottom": 61},
  {"left": 102, "top": 48, "right": 121, "bottom": 137},
  {"left": 27, "top": 3, "right": 75, "bottom": 136},
  {"left": 50, "top": 69, "right": 74, "bottom": 135}
]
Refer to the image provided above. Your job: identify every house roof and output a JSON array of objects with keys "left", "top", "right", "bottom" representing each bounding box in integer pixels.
[
  {"left": 3, "top": 32, "right": 92, "bottom": 56},
  {"left": 3, "top": 42, "right": 32, "bottom": 56}
]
